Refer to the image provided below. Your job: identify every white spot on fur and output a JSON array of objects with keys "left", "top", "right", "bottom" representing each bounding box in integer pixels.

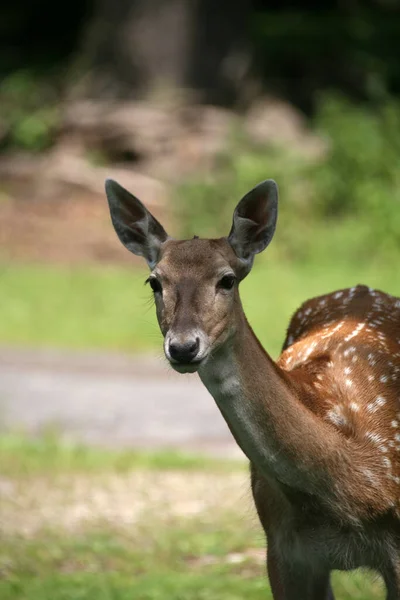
[
  {"left": 366, "top": 432, "right": 385, "bottom": 444},
  {"left": 321, "top": 321, "right": 344, "bottom": 340},
  {"left": 344, "top": 323, "right": 365, "bottom": 342},
  {"left": 327, "top": 406, "right": 347, "bottom": 427},
  {"left": 303, "top": 341, "right": 317, "bottom": 360},
  {"left": 367, "top": 396, "right": 386, "bottom": 413},
  {"left": 363, "top": 468, "right": 379, "bottom": 486}
]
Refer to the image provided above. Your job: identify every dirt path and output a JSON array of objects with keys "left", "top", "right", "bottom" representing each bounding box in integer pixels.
[
  {"left": 0, "top": 347, "right": 242, "bottom": 457},
  {"left": 0, "top": 469, "right": 252, "bottom": 536}
]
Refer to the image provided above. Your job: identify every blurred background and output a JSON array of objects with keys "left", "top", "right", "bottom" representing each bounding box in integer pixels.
[{"left": 1, "top": 1, "right": 399, "bottom": 598}]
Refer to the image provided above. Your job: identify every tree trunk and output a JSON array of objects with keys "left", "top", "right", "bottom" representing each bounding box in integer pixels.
[{"left": 77, "top": 0, "right": 253, "bottom": 106}]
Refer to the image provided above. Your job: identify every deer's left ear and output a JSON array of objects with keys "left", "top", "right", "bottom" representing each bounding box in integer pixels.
[
  {"left": 105, "top": 179, "right": 169, "bottom": 269},
  {"left": 228, "top": 179, "right": 278, "bottom": 271}
]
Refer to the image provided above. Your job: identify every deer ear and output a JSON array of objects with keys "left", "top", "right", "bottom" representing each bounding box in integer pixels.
[
  {"left": 105, "top": 179, "right": 169, "bottom": 269},
  {"left": 228, "top": 179, "right": 278, "bottom": 271}
]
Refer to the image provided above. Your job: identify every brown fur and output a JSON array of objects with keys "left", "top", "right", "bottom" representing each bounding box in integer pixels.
[{"left": 155, "top": 241, "right": 400, "bottom": 599}]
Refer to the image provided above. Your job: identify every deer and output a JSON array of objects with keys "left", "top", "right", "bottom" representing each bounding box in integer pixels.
[{"left": 105, "top": 177, "right": 400, "bottom": 599}]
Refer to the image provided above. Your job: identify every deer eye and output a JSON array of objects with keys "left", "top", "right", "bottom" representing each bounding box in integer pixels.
[
  {"left": 147, "top": 277, "right": 162, "bottom": 294},
  {"left": 218, "top": 274, "right": 236, "bottom": 291}
]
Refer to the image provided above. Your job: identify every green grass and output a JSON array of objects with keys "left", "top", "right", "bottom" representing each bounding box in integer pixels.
[
  {"left": 0, "top": 498, "right": 385, "bottom": 600},
  {"left": 0, "top": 521, "right": 385, "bottom": 600},
  {"left": 0, "top": 529, "right": 384, "bottom": 600},
  {"left": 0, "top": 432, "right": 241, "bottom": 477},
  {"left": 0, "top": 435, "right": 385, "bottom": 600},
  {"left": 1, "top": 258, "right": 400, "bottom": 357},
  {"left": 0, "top": 264, "right": 159, "bottom": 353}
]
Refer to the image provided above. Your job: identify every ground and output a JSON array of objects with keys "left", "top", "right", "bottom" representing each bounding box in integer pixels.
[
  {"left": 0, "top": 437, "right": 386, "bottom": 600},
  {"left": 0, "top": 347, "right": 240, "bottom": 456},
  {"left": 0, "top": 162, "right": 162, "bottom": 265}
]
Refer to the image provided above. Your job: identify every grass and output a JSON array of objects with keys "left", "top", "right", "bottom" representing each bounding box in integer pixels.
[
  {"left": 0, "top": 432, "right": 241, "bottom": 477},
  {"left": 0, "top": 523, "right": 385, "bottom": 600},
  {"left": 0, "top": 264, "right": 159, "bottom": 353},
  {"left": 0, "top": 435, "right": 385, "bottom": 600},
  {"left": 0, "top": 527, "right": 384, "bottom": 600},
  {"left": 2, "top": 256, "right": 400, "bottom": 358}
]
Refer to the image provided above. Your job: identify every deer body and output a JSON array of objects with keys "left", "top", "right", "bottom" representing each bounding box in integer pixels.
[
  {"left": 105, "top": 178, "right": 400, "bottom": 599},
  {"left": 200, "top": 282, "right": 400, "bottom": 598}
]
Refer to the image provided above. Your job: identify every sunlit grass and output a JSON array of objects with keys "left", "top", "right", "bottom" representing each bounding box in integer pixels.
[
  {"left": 0, "top": 524, "right": 384, "bottom": 600},
  {"left": 0, "top": 263, "right": 159, "bottom": 352},
  {"left": 0, "top": 434, "right": 385, "bottom": 600},
  {"left": 0, "top": 436, "right": 383, "bottom": 600},
  {"left": 1, "top": 258, "right": 400, "bottom": 358},
  {"left": 0, "top": 432, "right": 241, "bottom": 477}
]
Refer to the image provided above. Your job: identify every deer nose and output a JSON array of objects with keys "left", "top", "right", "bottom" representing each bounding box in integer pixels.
[{"left": 168, "top": 337, "right": 200, "bottom": 363}]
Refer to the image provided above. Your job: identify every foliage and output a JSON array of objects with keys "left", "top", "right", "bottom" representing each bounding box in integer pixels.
[
  {"left": 177, "top": 143, "right": 306, "bottom": 240},
  {"left": 253, "top": 5, "right": 400, "bottom": 112},
  {"left": 2, "top": 1, "right": 400, "bottom": 112},
  {"left": 176, "top": 95, "right": 400, "bottom": 264},
  {"left": 0, "top": 71, "right": 60, "bottom": 152},
  {"left": 312, "top": 95, "right": 400, "bottom": 251}
]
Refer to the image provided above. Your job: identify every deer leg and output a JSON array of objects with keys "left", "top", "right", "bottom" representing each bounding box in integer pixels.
[
  {"left": 267, "top": 548, "right": 335, "bottom": 600},
  {"left": 382, "top": 559, "right": 400, "bottom": 600}
]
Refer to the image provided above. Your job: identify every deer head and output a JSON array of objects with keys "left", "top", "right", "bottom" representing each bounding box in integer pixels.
[{"left": 105, "top": 179, "right": 278, "bottom": 373}]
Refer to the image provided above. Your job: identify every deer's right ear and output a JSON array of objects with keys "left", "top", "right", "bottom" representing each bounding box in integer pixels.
[
  {"left": 228, "top": 179, "right": 278, "bottom": 273},
  {"left": 105, "top": 179, "right": 169, "bottom": 269}
]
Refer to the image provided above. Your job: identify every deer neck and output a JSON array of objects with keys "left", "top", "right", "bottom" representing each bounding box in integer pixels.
[{"left": 198, "top": 306, "right": 341, "bottom": 495}]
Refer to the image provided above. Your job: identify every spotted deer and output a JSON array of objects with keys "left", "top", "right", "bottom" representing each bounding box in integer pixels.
[{"left": 106, "top": 178, "right": 400, "bottom": 599}]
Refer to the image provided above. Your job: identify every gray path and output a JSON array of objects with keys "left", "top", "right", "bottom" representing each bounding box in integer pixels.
[{"left": 0, "top": 348, "right": 243, "bottom": 458}]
